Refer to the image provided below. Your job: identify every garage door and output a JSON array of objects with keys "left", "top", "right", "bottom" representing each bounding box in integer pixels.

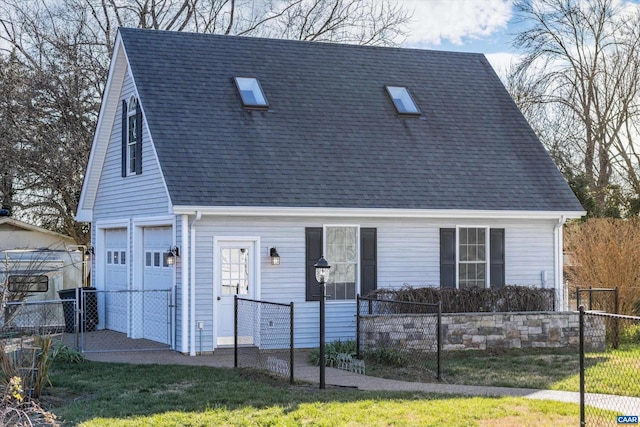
[
  {"left": 142, "top": 227, "right": 172, "bottom": 344},
  {"left": 104, "top": 228, "right": 128, "bottom": 333}
]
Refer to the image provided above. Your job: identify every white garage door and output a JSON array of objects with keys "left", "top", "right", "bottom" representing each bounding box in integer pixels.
[
  {"left": 104, "top": 228, "right": 128, "bottom": 333},
  {"left": 142, "top": 227, "right": 172, "bottom": 344}
]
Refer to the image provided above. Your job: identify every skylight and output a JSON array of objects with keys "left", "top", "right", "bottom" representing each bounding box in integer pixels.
[
  {"left": 385, "top": 86, "right": 420, "bottom": 115},
  {"left": 234, "top": 77, "right": 268, "bottom": 108}
]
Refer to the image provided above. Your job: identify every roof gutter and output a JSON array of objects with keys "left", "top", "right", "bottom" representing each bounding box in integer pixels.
[{"left": 172, "top": 206, "right": 586, "bottom": 220}]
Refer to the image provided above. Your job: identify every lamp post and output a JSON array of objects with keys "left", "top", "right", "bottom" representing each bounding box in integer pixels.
[{"left": 314, "top": 255, "right": 331, "bottom": 389}]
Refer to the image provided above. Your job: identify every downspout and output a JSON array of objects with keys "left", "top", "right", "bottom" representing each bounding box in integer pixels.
[
  {"left": 189, "top": 210, "right": 202, "bottom": 356},
  {"left": 554, "top": 216, "right": 567, "bottom": 311},
  {"left": 180, "top": 215, "right": 189, "bottom": 353}
]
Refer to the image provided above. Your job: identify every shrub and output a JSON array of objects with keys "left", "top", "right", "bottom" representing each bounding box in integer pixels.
[
  {"left": 565, "top": 218, "right": 640, "bottom": 315},
  {"left": 619, "top": 324, "right": 640, "bottom": 345},
  {"left": 0, "top": 334, "right": 57, "bottom": 398},
  {"left": 308, "top": 339, "right": 357, "bottom": 367},
  {"left": 368, "top": 285, "right": 554, "bottom": 313},
  {"left": 363, "top": 347, "right": 407, "bottom": 366}
]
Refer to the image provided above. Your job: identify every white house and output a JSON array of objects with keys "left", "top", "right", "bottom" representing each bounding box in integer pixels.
[{"left": 76, "top": 28, "right": 585, "bottom": 355}]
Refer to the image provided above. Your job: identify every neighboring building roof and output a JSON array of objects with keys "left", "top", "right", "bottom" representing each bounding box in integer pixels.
[
  {"left": 115, "top": 28, "right": 583, "bottom": 213},
  {"left": 0, "top": 217, "right": 76, "bottom": 246}
]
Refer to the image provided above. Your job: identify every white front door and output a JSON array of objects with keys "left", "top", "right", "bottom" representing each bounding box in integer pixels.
[{"left": 216, "top": 240, "right": 256, "bottom": 346}]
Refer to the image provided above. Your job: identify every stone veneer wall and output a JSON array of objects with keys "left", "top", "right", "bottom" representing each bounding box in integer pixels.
[{"left": 359, "top": 312, "right": 606, "bottom": 353}]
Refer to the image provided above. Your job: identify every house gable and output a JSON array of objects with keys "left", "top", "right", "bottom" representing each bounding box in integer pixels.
[{"left": 76, "top": 34, "right": 171, "bottom": 222}]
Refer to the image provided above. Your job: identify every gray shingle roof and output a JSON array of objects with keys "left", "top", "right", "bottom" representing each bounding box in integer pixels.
[{"left": 119, "top": 28, "right": 583, "bottom": 212}]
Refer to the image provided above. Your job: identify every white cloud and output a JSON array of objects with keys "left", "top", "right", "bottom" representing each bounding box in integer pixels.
[
  {"left": 399, "top": 0, "right": 513, "bottom": 47},
  {"left": 485, "top": 52, "right": 522, "bottom": 76}
]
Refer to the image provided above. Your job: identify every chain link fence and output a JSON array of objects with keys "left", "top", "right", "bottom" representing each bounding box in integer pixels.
[
  {"left": 2, "top": 300, "right": 67, "bottom": 336},
  {"left": 580, "top": 307, "right": 640, "bottom": 426},
  {"left": 79, "top": 289, "right": 172, "bottom": 352},
  {"left": 357, "top": 295, "right": 442, "bottom": 380},
  {"left": 234, "top": 296, "right": 294, "bottom": 384}
]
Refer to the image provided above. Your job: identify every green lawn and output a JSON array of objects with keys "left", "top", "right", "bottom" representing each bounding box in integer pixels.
[
  {"left": 364, "top": 345, "right": 640, "bottom": 397},
  {"left": 45, "top": 360, "right": 604, "bottom": 427}
]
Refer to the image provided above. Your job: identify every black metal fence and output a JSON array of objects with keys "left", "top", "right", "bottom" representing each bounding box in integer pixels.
[
  {"left": 580, "top": 307, "right": 640, "bottom": 426},
  {"left": 577, "top": 287, "right": 618, "bottom": 313},
  {"left": 234, "top": 296, "right": 294, "bottom": 384},
  {"left": 356, "top": 295, "right": 442, "bottom": 380}
]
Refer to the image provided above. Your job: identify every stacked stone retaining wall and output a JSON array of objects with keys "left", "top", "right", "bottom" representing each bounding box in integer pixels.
[{"left": 360, "top": 312, "right": 605, "bottom": 353}]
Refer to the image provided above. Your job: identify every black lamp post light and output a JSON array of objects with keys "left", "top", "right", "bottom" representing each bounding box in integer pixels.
[{"left": 314, "top": 255, "right": 331, "bottom": 389}]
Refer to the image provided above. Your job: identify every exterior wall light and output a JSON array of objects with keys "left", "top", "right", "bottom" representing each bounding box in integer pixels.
[
  {"left": 269, "top": 247, "right": 280, "bottom": 265},
  {"left": 166, "top": 246, "right": 180, "bottom": 266}
]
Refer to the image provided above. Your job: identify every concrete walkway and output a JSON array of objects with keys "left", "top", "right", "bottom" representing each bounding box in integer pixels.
[{"left": 84, "top": 350, "right": 639, "bottom": 414}]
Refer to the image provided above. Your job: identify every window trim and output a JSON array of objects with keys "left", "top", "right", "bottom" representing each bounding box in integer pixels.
[
  {"left": 126, "top": 96, "right": 139, "bottom": 176},
  {"left": 323, "top": 224, "right": 360, "bottom": 302},
  {"left": 385, "top": 85, "right": 421, "bottom": 115},
  {"left": 456, "top": 226, "right": 490, "bottom": 289},
  {"left": 234, "top": 77, "right": 269, "bottom": 109}
]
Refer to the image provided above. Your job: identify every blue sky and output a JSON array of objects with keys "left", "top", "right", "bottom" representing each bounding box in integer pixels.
[{"left": 397, "top": 0, "right": 639, "bottom": 74}]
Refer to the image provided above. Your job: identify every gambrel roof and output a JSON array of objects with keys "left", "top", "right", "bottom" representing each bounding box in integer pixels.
[{"left": 78, "top": 28, "right": 584, "bottom": 219}]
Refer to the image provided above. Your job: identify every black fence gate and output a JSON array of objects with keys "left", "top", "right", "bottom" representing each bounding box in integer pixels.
[{"left": 234, "top": 296, "right": 294, "bottom": 384}]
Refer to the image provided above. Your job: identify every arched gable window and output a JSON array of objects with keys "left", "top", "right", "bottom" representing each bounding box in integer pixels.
[{"left": 121, "top": 96, "right": 143, "bottom": 177}]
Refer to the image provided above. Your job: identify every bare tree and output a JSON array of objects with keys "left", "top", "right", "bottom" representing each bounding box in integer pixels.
[
  {"left": 0, "top": 0, "right": 409, "bottom": 243},
  {"left": 509, "top": 0, "right": 640, "bottom": 217}
]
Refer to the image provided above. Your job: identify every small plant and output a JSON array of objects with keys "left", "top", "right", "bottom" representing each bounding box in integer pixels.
[
  {"left": 52, "top": 343, "right": 85, "bottom": 364},
  {"left": 0, "top": 334, "right": 59, "bottom": 398},
  {"left": 308, "top": 339, "right": 357, "bottom": 367},
  {"left": 364, "top": 346, "right": 407, "bottom": 366},
  {"left": 0, "top": 375, "right": 59, "bottom": 426},
  {"left": 619, "top": 324, "right": 640, "bottom": 345}
]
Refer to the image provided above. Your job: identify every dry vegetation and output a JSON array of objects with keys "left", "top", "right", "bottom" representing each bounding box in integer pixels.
[{"left": 565, "top": 218, "right": 640, "bottom": 314}]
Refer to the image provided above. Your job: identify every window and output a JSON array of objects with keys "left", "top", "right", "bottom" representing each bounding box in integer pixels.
[
  {"left": 121, "top": 97, "right": 142, "bottom": 177},
  {"left": 385, "top": 86, "right": 420, "bottom": 115},
  {"left": 305, "top": 227, "right": 377, "bottom": 302},
  {"left": 325, "top": 226, "right": 358, "bottom": 300},
  {"left": 127, "top": 98, "right": 138, "bottom": 174},
  {"left": 440, "top": 228, "right": 505, "bottom": 289},
  {"left": 458, "top": 228, "right": 486, "bottom": 289},
  {"left": 234, "top": 77, "right": 268, "bottom": 108}
]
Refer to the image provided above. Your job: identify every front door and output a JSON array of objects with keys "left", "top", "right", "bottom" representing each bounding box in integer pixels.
[{"left": 216, "top": 241, "right": 256, "bottom": 346}]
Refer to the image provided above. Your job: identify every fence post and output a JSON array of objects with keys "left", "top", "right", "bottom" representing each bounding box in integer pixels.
[
  {"left": 576, "top": 287, "right": 581, "bottom": 311},
  {"left": 588, "top": 286, "right": 593, "bottom": 310},
  {"left": 290, "top": 302, "right": 294, "bottom": 385},
  {"left": 234, "top": 295, "right": 238, "bottom": 368},
  {"left": 437, "top": 301, "right": 442, "bottom": 382},
  {"left": 579, "top": 305, "right": 585, "bottom": 427},
  {"left": 613, "top": 286, "right": 620, "bottom": 349},
  {"left": 356, "top": 294, "right": 361, "bottom": 359}
]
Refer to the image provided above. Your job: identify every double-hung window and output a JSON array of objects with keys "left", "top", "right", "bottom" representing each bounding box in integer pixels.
[
  {"left": 121, "top": 96, "right": 142, "bottom": 177},
  {"left": 325, "top": 226, "right": 358, "bottom": 300},
  {"left": 127, "top": 98, "right": 138, "bottom": 175},
  {"left": 440, "top": 227, "right": 505, "bottom": 289},
  {"left": 458, "top": 227, "right": 487, "bottom": 289},
  {"left": 305, "top": 226, "right": 377, "bottom": 301}
]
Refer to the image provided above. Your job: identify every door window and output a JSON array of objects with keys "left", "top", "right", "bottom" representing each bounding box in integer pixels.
[{"left": 220, "top": 248, "right": 249, "bottom": 296}]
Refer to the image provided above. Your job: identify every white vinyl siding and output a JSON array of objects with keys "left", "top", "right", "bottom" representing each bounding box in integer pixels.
[
  {"left": 93, "top": 70, "right": 169, "bottom": 220},
  {"left": 185, "top": 216, "right": 558, "bottom": 350}
]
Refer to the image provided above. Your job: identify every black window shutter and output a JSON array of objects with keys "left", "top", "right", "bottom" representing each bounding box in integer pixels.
[
  {"left": 360, "top": 228, "right": 377, "bottom": 297},
  {"left": 121, "top": 100, "right": 127, "bottom": 177},
  {"left": 490, "top": 228, "right": 505, "bottom": 288},
  {"left": 440, "top": 228, "right": 456, "bottom": 288},
  {"left": 135, "top": 102, "right": 143, "bottom": 175},
  {"left": 305, "top": 227, "right": 323, "bottom": 301}
]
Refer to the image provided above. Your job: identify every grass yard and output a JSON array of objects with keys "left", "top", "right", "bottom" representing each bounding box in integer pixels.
[
  {"left": 44, "top": 360, "right": 605, "bottom": 427},
  {"left": 364, "top": 345, "right": 640, "bottom": 397}
]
